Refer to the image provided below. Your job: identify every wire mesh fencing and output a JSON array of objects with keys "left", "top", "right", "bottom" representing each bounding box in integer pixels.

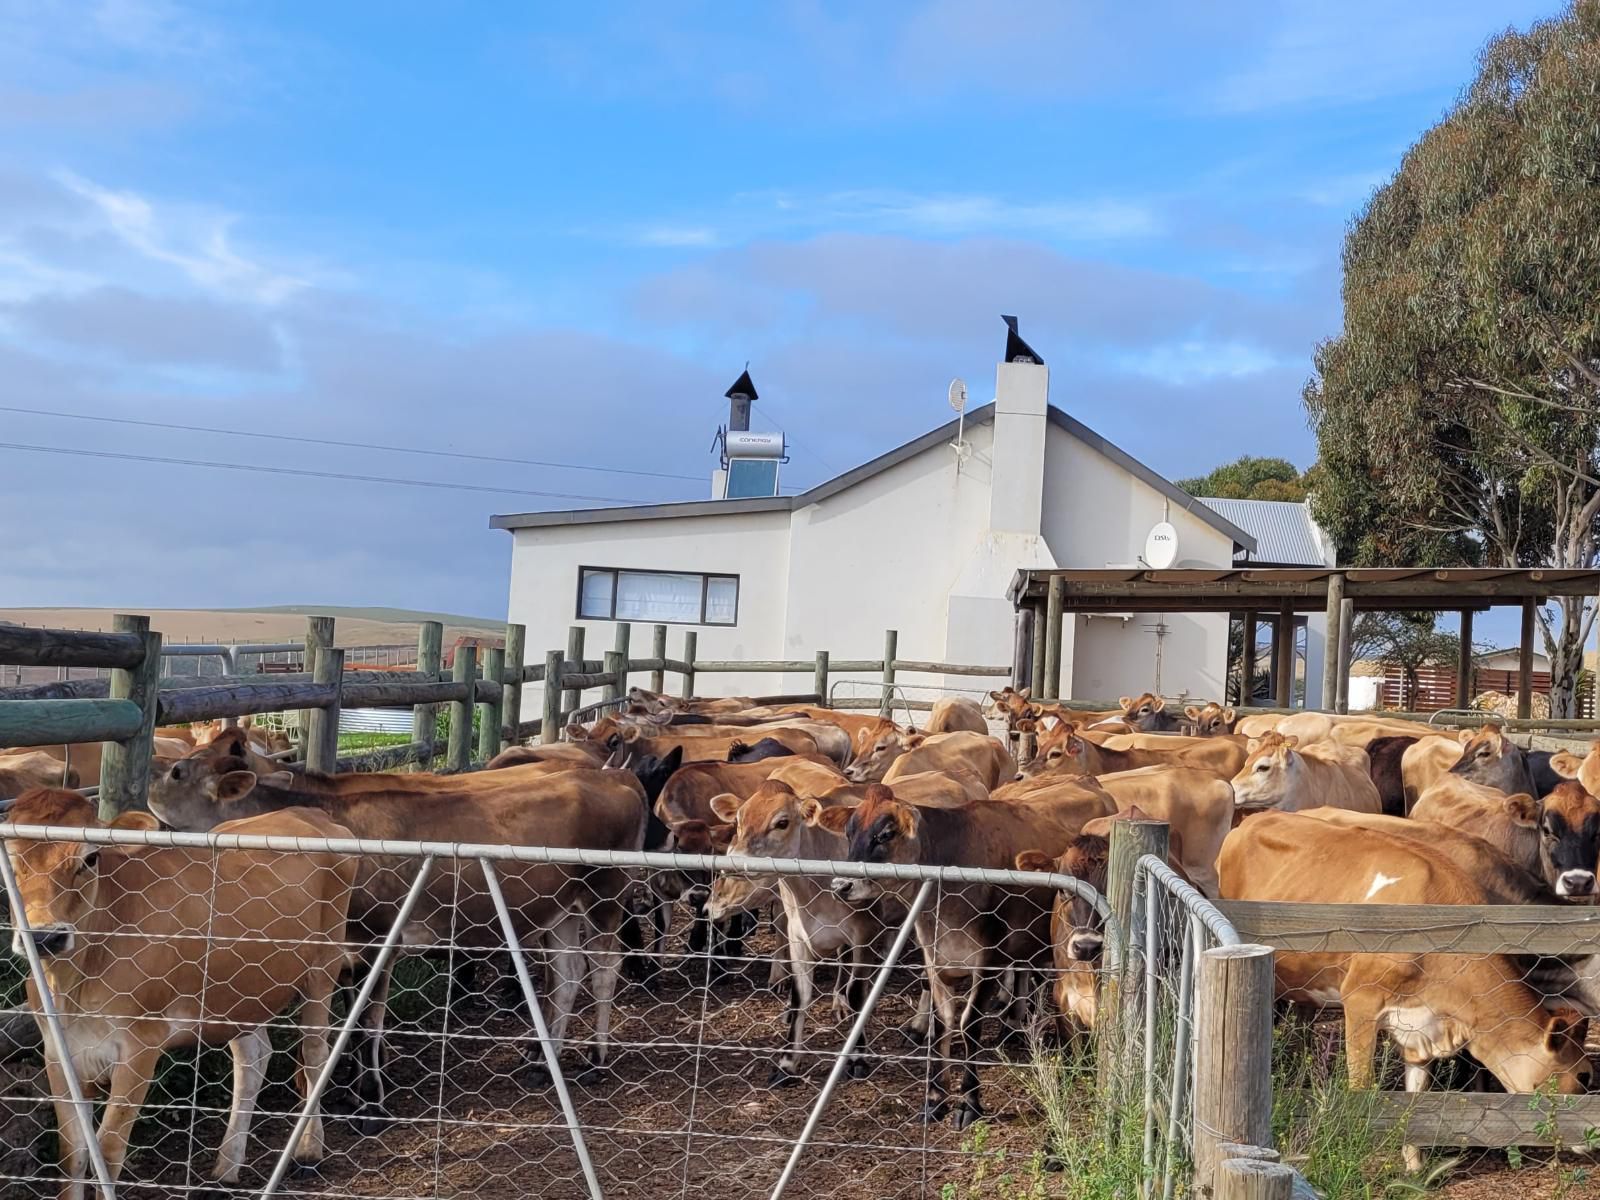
[{"left": 0, "top": 816, "right": 1121, "bottom": 1200}]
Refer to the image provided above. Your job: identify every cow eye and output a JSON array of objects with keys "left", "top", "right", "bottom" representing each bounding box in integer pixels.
[
  {"left": 81, "top": 850, "right": 100, "bottom": 872},
  {"left": 772, "top": 818, "right": 788, "bottom": 830},
  {"left": 877, "top": 827, "right": 895, "bottom": 843},
  {"left": 1255, "top": 762, "right": 1270, "bottom": 772},
  {"left": 169, "top": 762, "right": 185, "bottom": 782}
]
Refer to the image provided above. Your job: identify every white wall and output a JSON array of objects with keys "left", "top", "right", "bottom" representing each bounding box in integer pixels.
[
  {"left": 1041, "top": 422, "right": 1234, "bottom": 701},
  {"left": 506, "top": 510, "right": 793, "bottom": 698}
]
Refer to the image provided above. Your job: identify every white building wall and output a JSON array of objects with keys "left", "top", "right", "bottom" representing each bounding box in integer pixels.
[
  {"left": 1040, "top": 423, "right": 1234, "bottom": 701},
  {"left": 506, "top": 510, "right": 793, "bottom": 698}
]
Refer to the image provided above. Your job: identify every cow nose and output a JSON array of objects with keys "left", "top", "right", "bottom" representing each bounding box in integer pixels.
[
  {"left": 683, "top": 884, "right": 711, "bottom": 907},
  {"left": 25, "top": 928, "right": 71, "bottom": 957},
  {"left": 1067, "top": 933, "right": 1103, "bottom": 963},
  {"left": 1558, "top": 870, "right": 1597, "bottom": 898}
]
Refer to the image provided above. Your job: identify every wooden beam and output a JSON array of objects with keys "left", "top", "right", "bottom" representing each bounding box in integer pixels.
[
  {"left": 478, "top": 646, "right": 505, "bottom": 760},
  {"left": 299, "top": 616, "right": 334, "bottom": 759},
  {"left": 1217, "top": 898, "right": 1600, "bottom": 955},
  {"left": 813, "top": 651, "right": 830, "bottom": 707},
  {"left": 1193, "top": 944, "right": 1277, "bottom": 1193},
  {"left": 649, "top": 624, "right": 668, "bottom": 693},
  {"left": 1030, "top": 599, "right": 1047, "bottom": 698},
  {"left": 681, "top": 630, "right": 697, "bottom": 699},
  {"left": 1519, "top": 598, "right": 1537, "bottom": 720},
  {"left": 1275, "top": 602, "right": 1295, "bottom": 708},
  {"left": 1335, "top": 597, "right": 1354, "bottom": 714},
  {"left": 0, "top": 624, "right": 145, "bottom": 670},
  {"left": 562, "top": 625, "right": 586, "bottom": 718},
  {"left": 1239, "top": 611, "right": 1257, "bottom": 705},
  {"left": 447, "top": 645, "right": 476, "bottom": 770},
  {"left": 601, "top": 649, "right": 626, "bottom": 704},
  {"left": 1456, "top": 609, "right": 1474, "bottom": 709},
  {"left": 611, "top": 622, "right": 631, "bottom": 697},
  {"left": 1320, "top": 573, "right": 1344, "bottom": 712},
  {"left": 412, "top": 620, "right": 443, "bottom": 769},
  {"left": 0, "top": 699, "right": 144, "bottom": 750},
  {"left": 881, "top": 628, "right": 898, "bottom": 716},
  {"left": 541, "top": 650, "right": 563, "bottom": 744},
  {"left": 500, "top": 624, "right": 525, "bottom": 751},
  {"left": 1044, "top": 576, "right": 1065, "bottom": 700},
  {"left": 159, "top": 681, "right": 341, "bottom": 724},
  {"left": 98, "top": 615, "right": 162, "bottom": 818},
  {"left": 304, "top": 647, "right": 344, "bottom": 775},
  {"left": 1367, "top": 1090, "right": 1600, "bottom": 1147}
]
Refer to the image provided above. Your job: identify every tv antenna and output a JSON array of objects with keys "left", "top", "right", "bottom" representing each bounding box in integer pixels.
[{"left": 948, "top": 378, "right": 971, "bottom": 471}]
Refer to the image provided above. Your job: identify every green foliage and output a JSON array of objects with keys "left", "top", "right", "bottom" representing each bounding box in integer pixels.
[
  {"left": 1304, "top": 1, "right": 1600, "bottom": 713},
  {"left": 1177, "top": 455, "right": 1309, "bottom": 502}
]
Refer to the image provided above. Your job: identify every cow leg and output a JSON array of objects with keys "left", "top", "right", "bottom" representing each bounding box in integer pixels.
[
  {"left": 843, "top": 944, "right": 874, "bottom": 1080},
  {"left": 526, "top": 914, "right": 586, "bottom": 1086},
  {"left": 919, "top": 972, "right": 961, "bottom": 1123},
  {"left": 44, "top": 1050, "right": 94, "bottom": 1200},
  {"left": 94, "top": 1041, "right": 160, "bottom": 1191},
  {"left": 211, "top": 1026, "right": 272, "bottom": 1184},
  {"left": 1341, "top": 989, "right": 1382, "bottom": 1090},
  {"left": 1402, "top": 1062, "right": 1430, "bottom": 1173},
  {"left": 949, "top": 973, "right": 999, "bottom": 1130},
  {"left": 353, "top": 956, "right": 397, "bottom": 1133},
  {"left": 903, "top": 971, "right": 934, "bottom": 1044},
  {"left": 772, "top": 929, "right": 815, "bottom": 1088},
  {"left": 291, "top": 977, "right": 337, "bottom": 1173},
  {"left": 582, "top": 925, "right": 622, "bottom": 1078}
]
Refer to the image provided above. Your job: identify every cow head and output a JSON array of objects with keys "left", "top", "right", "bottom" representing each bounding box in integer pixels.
[
  {"left": 1538, "top": 781, "right": 1600, "bottom": 899},
  {"left": 1483, "top": 1004, "right": 1592, "bottom": 1095},
  {"left": 1118, "top": 693, "right": 1174, "bottom": 732},
  {"left": 3, "top": 789, "right": 156, "bottom": 958},
  {"left": 986, "top": 687, "right": 1037, "bottom": 726},
  {"left": 1550, "top": 742, "right": 1600, "bottom": 798},
  {"left": 1016, "top": 720, "right": 1089, "bottom": 780},
  {"left": 1017, "top": 834, "right": 1111, "bottom": 963},
  {"left": 845, "top": 727, "right": 917, "bottom": 783},
  {"left": 1450, "top": 725, "right": 1535, "bottom": 795},
  {"left": 704, "top": 783, "right": 805, "bottom": 920},
  {"left": 1182, "top": 703, "right": 1238, "bottom": 737},
  {"left": 149, "top": 751, "right": 290, "bottom": 832},
  {"left": 629, "top": 746, "right": 684, "bottom": 805},
  {"left": 1230, "top": 733, "right": 1301, "bottom": 811},
  {"left": 813, "top": 784, "right": 917, "bottom": 902}
]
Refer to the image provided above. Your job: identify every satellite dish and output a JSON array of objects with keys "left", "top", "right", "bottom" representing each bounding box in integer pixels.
[
  {"left": 948, "top": 378, "right": 968, "bottom": 413},
  {"left": 1144, "top": 521, "right": 1179, "bottom": 570}
]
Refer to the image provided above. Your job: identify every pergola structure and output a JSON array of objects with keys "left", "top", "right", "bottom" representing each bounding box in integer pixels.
[{"left": 1008, "top": 567, "right": 1600, "bottom": 718}]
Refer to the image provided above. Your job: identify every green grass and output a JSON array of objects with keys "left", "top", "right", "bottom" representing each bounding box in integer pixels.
[{"left": 336, "top": 731, "right": 414, "bottom": 752}]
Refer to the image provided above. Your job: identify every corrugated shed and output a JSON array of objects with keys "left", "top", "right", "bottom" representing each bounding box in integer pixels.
[{"left": 1194, "top": 498, "right": 1330, "bottom": 567}]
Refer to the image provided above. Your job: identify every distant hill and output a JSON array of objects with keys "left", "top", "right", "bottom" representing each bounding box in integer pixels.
[{"left": 0, "top": 606, "right": 504, "bottom": 647}]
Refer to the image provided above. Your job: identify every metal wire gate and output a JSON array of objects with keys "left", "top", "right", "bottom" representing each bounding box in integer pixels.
[
  {"left": 1129, "top": 854, "right": 1240, "bottom": 1200},
  {"left": 0, "top": 824, "right": 1114, "bottom": 1200}
]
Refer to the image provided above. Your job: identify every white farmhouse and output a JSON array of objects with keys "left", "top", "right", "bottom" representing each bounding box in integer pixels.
[{"left": 493, "top": 321, "right": 1332, "bottom": 704}]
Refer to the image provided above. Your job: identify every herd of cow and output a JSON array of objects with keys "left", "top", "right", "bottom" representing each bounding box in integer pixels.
[{"left": 3, "top": 685, "right": 1600, "bottom": 1195}]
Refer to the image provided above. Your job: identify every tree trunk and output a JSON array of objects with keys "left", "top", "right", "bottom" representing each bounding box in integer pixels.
[{"left": 1548, "top": 598, "right": 1587, "bottom": 719}]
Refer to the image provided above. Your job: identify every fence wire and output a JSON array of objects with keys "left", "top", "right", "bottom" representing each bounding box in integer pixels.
[{"left": 0, "top": 823, "right": 1113, "bottom": 1200}]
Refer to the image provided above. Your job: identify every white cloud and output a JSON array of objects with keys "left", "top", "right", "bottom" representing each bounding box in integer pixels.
[
  {"left": 1113, "top": 339, "right": 1287, "bottom": 386},
  {"left": 816, "top": 189, "right": 1162, "bottom": 240},
  {"left": 634, "top": 226, "right": 720, "bottom": 248}
]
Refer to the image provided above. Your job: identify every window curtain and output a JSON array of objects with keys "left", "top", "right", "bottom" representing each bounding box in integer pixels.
[
  {"left": 579, "top": 570, "right": 615, "bottom": 618},
  {"left": 616, "top": 571, "right": 703, "bottom": 622},
  {"left": 705, "top": 577, "right": 737, "bottom": 624}
]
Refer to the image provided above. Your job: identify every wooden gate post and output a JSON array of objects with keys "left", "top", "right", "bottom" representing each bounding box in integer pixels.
[
  {"left": 611, "top": 623, "right": 631, "bottom": 699},
  {"left": 478, "top": 646, "right": 505, "bottom": 761},
  {"left": 1193, "top": 944, "right": 1277, "bottom": 1194},
  {"left": 98, "top": 614, "right": 162, "bottom": 818},
  {"left": 300, "top": 616, "right": 335, "bottom": 757},
  {"left": 1321, "top": 574, "right": 1344, "bottom": 712},
  {"left": 650, "top": 624, "right": 668, "bottom": 694},
  {"left": 880, "top": 629, "right": 898, "bottom": 716},
  {"left": 501, "top": 624, "right": 525, "bottom": 750},
  {"left": 412, "top": 620, "right": 444, "bottom": 768},
  {"left": 562, "top": 625, "right": 586, "bottom": 717},
  {"left": 448, "top": 646, "right": 477, "bottom": 770},
  {"left": 813, "top": 651, "right": 830, "bottom": 707},
  {"left": 542, "top": 650, "right": 563, "bottom": 744},
  {"left": 305, "top": 648, "right": 344, "bottom": 775},
  {"left": 681, "top": 631, "right": 697, "bottom": 699}
]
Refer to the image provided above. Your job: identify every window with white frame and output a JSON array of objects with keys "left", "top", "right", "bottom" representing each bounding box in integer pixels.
[{"left": 576, "top": 567, "right": 739, "bottom": 626}]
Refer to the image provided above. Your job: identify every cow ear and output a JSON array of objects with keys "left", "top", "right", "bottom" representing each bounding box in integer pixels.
[
  {"left": 808, "top": 804, "right": 852, "bottom": 835},
  {"left": 1281, "top": 735, "right": 1299, "bottom": 750},
  {"left": 1222, "top": 708, "right": 1236, "bottom": 723},
  {"left": 1183, "top": 705, "right": 1201, "bottom": 720},
  {"left": 708, "top": 823, "right": 735, "bottom": 852},
  {"left": 1018, "top": 687, "right": 1032, "bottom": 700},
  {"left": 1017, "top": 719, "right": 1036, "bottom": 733},
  {"left": 1118, "top": 697, "right": 1133, "bottom": 712},
  {"left": 621, "top": 725, "right": 642, "bottom": 743},
  {"left": 1551, "top": 752, "right": 1584, "bottom": 780},
  {"left": 661, "top": 746, "right": 684, "bottom": 772},
  {"left": 709, "top": 793, "right": 743, "bottom": 824},
  {"left": 1246, "top": 736, "right": 1261, "bottom": 754},
  {"left": 1504, "top": 794, "right": 1539, "bottom": 825},
  {"left": 906, "top": 732, "right": 926, "bottom": 748},
  {"left": 211, "top": 771, "right": 259, "bottom": 807},
  {"left": 565, "top": 723, "right": 588, "bottom": 741},
  {"left": 1151, "top": 697, "right": 1166, "bottom": 712},
  {"left": 1064, "top": 736, "right": 1083, "bottom": 757},
  {"left": 1545, "top": 1005, "right": 1587, "bottom": 1049},
  {"left": 109, "top": 810, "right": 159, "bottom": 832},
  {"left": 1458, "top": 728, "right": 1476, "bottom": 746},
  {"left": 1015, "top": 850, "right": 1053, "bottom": 873},
  {"left": 893, "top": 804, "right": 920, "bottom": 838}
]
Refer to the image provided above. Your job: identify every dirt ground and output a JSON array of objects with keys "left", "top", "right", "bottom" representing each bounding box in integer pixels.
[
  {"left": 0, "top": 607, "right": 501, "bottom": 649},
  {"left": 1, "top": 925, "right": 1066, "bottom": 1200}
]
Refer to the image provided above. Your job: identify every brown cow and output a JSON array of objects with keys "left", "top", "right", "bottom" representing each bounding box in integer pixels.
[
  {"left": 1229, "top": 733, "right": 1381, "bottom": 814},
  {"left": 1111, "top": 693, "right": 1181, "bottom": 733},
  {"left": 487, "top": 741, "right": 606, "bottom": 769},
  {"left": 1093, "top": 766, "right": 1232, "bottom": 898},
  {"left": 1182, "top": 703, "right": 1238, "bottom": 736},
  {"left": 1019, "top": 721, "right": 1245, "bottom": 781},
  {"left": 3, "top": 789, "right": 354, "bottom": 1196},
  {"left": 846, "top": 730, "right": 1014, "bottom": 789},
  {"left": 927, "top": 697, "right": 988, "bottom": 735},
  {"left": 0, "top": 751, "right": 80, "bottom": 797}
]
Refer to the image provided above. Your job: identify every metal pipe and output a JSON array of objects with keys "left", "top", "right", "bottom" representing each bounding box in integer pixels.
[
  {"left": 479, "top": 859, "right": 603, "bottom": 1200},
  {"left": 0, "top": 844, "right": 116, "bottom": 1197},
  {"left": 770, "top": 879, "right": 934, "bottom": 1200},
  {"left": 258, "top": 856, "right": 436, "bottom": 1198}
]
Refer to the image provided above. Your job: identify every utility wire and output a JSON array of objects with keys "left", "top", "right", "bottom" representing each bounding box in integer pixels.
[
  {"left": 0, "top": 441, "right": 652, "bottom": 504},
  {"left": 0, "top": 404, "right": 705, "bottom": 483}
]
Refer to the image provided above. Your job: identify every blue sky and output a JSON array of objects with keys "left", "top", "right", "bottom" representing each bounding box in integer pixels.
[{"left": 0, "top": 0, "right": 1565, "bottom": 619}]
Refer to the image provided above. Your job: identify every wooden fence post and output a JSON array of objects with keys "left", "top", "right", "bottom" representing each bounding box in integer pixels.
[
  {"left": 301, "top": 616, "right": 335, "bottom": 756},
  {"left": 562, "top": 625, "right": 586, "bottom": 718},
  {"left": 1321, "top": 573, "right": 1344, "bottom": 712},
  {"left": 1335, "top": 599, "right": 1353, "bottom": 714},
  {"left": 478, "top": 646, "right": 504, "bottom": 761},
  {"left": 612, "top": 623, "right": 631, "bottom": 698},
  {"left": 1101, "top": 819, "right": 1169, "bottom": 1092},
  {"left": 98, "top": 614, "right": 161, "bottom": 818},
  {"left": 602, "top": 650, "right": 626, "bottom": 704},
  {"left": 1044, "top": 576, "right": 1066, "bottom": 701},
  {"left": 681, "top": 631, "right": 697, "bottom": 699},
  {"left": 412, "top": 620, "right": 443, "bottom": 767},
  {"left": 1518, "top": 598, "right": 1537, "bottom": 720},
  {"left": 881, "top": 629, "right": 898, "bottom": 716},
  {"left": 501, "top": 624, "right": 525, "bottom": 750},
  {"left": 1193, "top": 944, "right": 1277, "bottom": 1194},
  {"left": 305, "top": 648, "right": 344, "bottom": 775},
  {"left": 1240, "top": 611, "right": 1258, "bottom": 705},
  {"left": 1456, "top": 609, "right": 1474, "bottom": 710},
  {"left": 1275, "top": 601, "right": 1295, "bottom": 708},
  {"left": 542, "top": 650, "right": 563, "bottom": 744},
  {"left": 1031, "top": 599, "right": 1048, "bottom": 699},
  {"left": 814, "top": 651, "right": 830, "bottom": 707},
  {"left": 650, "top": 624, "right": 668, "bottom": 693},
  {"left": 448, "top": 646, "right": 477, "bottom": 770},
  {"left": 1216, "top": 1157, "right": 1293, "bottom": 1200}
]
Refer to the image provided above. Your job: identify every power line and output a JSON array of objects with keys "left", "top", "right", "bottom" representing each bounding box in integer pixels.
[
  {"left": 0, "top": 441, "right": 652, "bottom": 504},
  {"left": 0, "top": 404, "right": 706, "bottom": 483}
]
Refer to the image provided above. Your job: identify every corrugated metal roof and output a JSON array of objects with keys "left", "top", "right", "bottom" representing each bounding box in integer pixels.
[{"left": 1195, "top": 498, "right": 1328, "bottom": 567}]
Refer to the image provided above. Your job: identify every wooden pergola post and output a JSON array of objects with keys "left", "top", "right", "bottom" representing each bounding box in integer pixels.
[
  {"left": 1320, "top": 573, "right": 1344, "bottom": 712},
  {"left": 1043, "top": 575, "right": 1065, "bottom": 701},
  {"left": 1239, "top": 610, "right": 1257, "bottom": 705},
  {"left": 1518, "top": 598, "right": 1537, "bottom": 720},
  {"left": 1456, "top": 609, "right": 1474, "bottom": 710},
  {"left": 1030, "top": 599, "right": 1048, "bottom": 697},
  {"left": 1274, "top": 601, "right": 1295, "bottom": 708},
  {"left": 1335, "top": 598, "right": 1354, "bottom": 714}
]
